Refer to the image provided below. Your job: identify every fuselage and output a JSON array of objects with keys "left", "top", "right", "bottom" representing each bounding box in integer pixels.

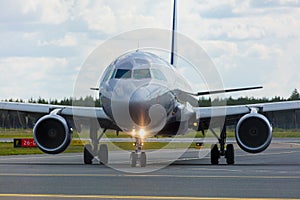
[{"left": 99, "top": 51, "right": 192, "bottom": 137}]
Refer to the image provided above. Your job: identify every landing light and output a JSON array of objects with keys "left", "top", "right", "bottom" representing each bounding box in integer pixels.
[
  {"left": 131, "top": 129, "right": 136, "bottom": 137},
  {"left": 139, "top": 129, "right": 146, "bottom": 138},
  {"left": 133, "top": 142, "right": 144, "bottom": 146}
]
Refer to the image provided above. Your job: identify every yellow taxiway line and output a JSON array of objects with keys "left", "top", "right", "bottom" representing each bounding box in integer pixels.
[{"left": 0, "top": 194, "right": 299, "bottom": 200}]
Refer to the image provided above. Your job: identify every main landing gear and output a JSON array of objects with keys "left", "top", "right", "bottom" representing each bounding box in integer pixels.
[
  {"left": 130, "top": 137, "right": 147, "bottom": 167},
  {"left": 210, "top": 126, "right": 235, "bottom": 165},
  {"left": 83, "top": 121, "right": 108, "bottom": 165}
]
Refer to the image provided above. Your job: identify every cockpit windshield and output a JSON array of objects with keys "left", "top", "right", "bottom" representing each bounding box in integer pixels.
[
  {"left": 112, "top": 68, "right": 168, "bottom": 81},
  {"left": 115, "top": 69, "right": 131, "bottom": 79},
  {"left": 151, "top": 68, "right": 167, "bottom": 81},
  {"left": 102, "top": 51, "right": 172, "bottom": 81},
  {"left": 133, "top": 69, "right": 151, "bottom": 79}
]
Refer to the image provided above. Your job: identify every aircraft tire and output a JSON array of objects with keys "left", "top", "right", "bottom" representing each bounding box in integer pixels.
[
  {"left": 225, "top": 144, "right": 235, "bottom": 165},
  {"left": 140, "top": 152, "right": 147, "bottom": 167},
  {"left": 99, "top": 144, "right": 108, "bottom": 165},
  {"left": 130, "top": 152, "right": 137, "bottom": 167},
  {"left": 211, "top": 144, "right": 220, "bottom": 165},
  {"left": 84, "top": 144, "right": 93, "bottom": 164}
]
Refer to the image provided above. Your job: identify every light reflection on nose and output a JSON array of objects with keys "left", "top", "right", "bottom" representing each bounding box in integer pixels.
[{"left": 129, "top": 87, "right": 152, "bottom": 126}]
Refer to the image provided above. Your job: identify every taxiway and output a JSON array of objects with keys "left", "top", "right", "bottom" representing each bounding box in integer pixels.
[{"left": 0, "top": 141, "right": 300, "bottom": 199}]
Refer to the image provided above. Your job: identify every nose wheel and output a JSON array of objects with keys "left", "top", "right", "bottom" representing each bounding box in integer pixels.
[{"left": 130, "top": 137, "right": 147, "bottom": 167}]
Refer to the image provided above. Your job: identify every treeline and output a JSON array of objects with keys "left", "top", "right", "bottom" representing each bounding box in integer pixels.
[
  {"left": 3, "top": 96, "right": 101, "bottom": 107},
  {"left": 199, "top": 88, "right": 300, "bottom": 107},
  {"left": 0, "top": 96, "right": 101, "bottom": 129},
  {"left": 199, "top": 96, "right": 288, "bottom": 107},
  {"left": 199, "top": 89, "right": 300, "bottom": 107},
  {"left": 1, "top": 89, "right": 300, "bottom": 130},
  {"left": 2, "top": 89, "right": 300, "bottom": 107}
]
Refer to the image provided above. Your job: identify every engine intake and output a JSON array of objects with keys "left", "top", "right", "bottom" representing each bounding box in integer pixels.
[
  {"left": 33, "top": 114, "right": 72, "bottom": 154},
  {"left": 235, "top": 113, "right": 272, "bottom": 153}
]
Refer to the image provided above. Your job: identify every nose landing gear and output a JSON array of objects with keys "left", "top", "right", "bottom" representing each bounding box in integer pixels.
[{"left": 130, "top": 137, "right": 147, "bottom": 167}]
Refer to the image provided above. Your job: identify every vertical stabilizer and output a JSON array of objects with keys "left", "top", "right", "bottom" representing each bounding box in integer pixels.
[{"left": 170, "top": 0, "right": 177, "bottom": 66}]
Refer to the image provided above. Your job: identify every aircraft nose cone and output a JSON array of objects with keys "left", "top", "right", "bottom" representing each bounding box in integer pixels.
[{"left": 129, "top": 87, "right": 151, "bottom": 126}]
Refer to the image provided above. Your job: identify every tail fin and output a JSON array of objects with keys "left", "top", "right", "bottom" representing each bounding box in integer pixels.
[{"left": 170, "top": 0, "right": 177, "bottom": 66}]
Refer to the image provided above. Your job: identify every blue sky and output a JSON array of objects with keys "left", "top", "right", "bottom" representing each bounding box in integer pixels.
[{"left": 0, "top": 0, "right": 299, "bottom": 100}]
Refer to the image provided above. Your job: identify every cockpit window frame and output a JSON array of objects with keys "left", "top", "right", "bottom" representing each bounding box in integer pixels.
[
  {"left": 101, "top": 64, "right": 114, "bottom": 83},
  {"left": 114, "top": 69, "right": 132, "bottom": 79}
]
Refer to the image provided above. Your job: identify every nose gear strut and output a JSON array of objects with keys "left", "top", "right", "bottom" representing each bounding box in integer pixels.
[{"left": 130, "top": 137, "right": 146, "bottom": 167}]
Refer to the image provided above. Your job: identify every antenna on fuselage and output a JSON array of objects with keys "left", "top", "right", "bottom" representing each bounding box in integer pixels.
[
  {"left": 136, "top": 40, "right": 140, "bottom": 52},
  {"left": 170, "top": 0, "right": 177, "bottom": 66}
]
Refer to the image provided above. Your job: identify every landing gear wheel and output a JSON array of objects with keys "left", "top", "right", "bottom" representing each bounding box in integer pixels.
[
  {"left": 140, "top": 152, "right": 147, "bottom": 167},
  {"left": 211, "top": 144, "right": 220, "bottom": 165},
  {"left": 84, "top": 144, "right": 93, "bottom": 164},
  {"left": 98, "top": 144, "right": 108, "bottom": 165},
  {"left": 225, "top": 144, "right": 235, "bottom": 165},
  {"left": 130, "top": 152, "right": 137, "bottom": 167}
]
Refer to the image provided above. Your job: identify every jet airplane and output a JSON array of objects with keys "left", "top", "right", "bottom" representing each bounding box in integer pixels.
[{"left": 1, "top": 0, "right": 300, "bottom": 167}]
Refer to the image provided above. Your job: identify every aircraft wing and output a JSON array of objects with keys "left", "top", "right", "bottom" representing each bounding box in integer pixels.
[
  {"left": 194, "top": 100, "right": 300, "bottom": 128},
  {"left": 0, "top": 101, "right": 110, "bottom": 118},
  {"left": 0, "top": 101, "right": 107, "bottom": 118},
  {"left": 0, "top": 101, "right": 117, "bottom": 130}
]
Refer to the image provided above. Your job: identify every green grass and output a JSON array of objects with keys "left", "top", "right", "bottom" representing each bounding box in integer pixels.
[
  {"left": 0, "top": 143, "right": 85, "bottom": 156},
  {"left": 0, "top": 142, "right": 206, "bottom": 156},
  {"left": 1, "top": 128, "right": 300, "bottom": 156},
  {"left": 110, "top": 142, "right": 203, "bottom": 151},
  {"left": 224, "top": 129, "right": 300, "bottom": 138},
  {"left": 0, "top": 128, "right": 33, "bottom": 138},
  {"left": 1, "top": 128, "right": 300, "bottom": 139}
]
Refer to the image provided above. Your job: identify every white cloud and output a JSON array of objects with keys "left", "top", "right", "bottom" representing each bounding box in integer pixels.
[
  {"left": 0, "top": 0, "right": 299, "bottom": 99},
  {"left": 202, "top": 41, "right": 238, "bottom": 57},
  {"left": 244, "top": 43, "right": 281, "bottom": 60},
  {"left": 38, "top": 34, "right": 78, "bottom": 47},
  {"left": 0, "top": 57, "right": 75, "bottom": 100},
  {"left": 264, "top": 38, "right": 300, "bottom": 98},
  {"left": 201, "top": 41, "right": 238, "bottom": 70},
  {"left": 227, "top": 22, "right": 266, "bottom": 40},
  {"left": 76, "top": 0, "right": 170, "bottom": 34},
  {"left": 79, "top": 3, "right": 117, "bottom": 34},
  {"left": 21, "top": 0, "right": 70, "bottom": 24}
]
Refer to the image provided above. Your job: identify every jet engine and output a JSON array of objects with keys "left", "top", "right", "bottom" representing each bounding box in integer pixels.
[
  {"left": 235, "top": 112, "right": 272, "bottom": 153},
  {"left": 33, "top": 114, "right": 72, "bottom": 154}
]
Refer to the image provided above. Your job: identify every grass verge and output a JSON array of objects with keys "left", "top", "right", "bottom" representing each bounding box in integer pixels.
[
  {"left": 0, "top": 142, "right": 205, "bottom": 156},
  {"left": 1, "top": 128, "right": 299, "bottom": 156}
]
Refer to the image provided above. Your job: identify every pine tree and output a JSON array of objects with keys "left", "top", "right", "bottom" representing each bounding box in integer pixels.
[{"left": 289, "top": 89, "right": 300, "bottom": 100}]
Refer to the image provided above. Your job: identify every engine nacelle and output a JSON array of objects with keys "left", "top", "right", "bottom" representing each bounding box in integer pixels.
[
  {"left": 235, "top": 112, "right": 272, "bottom": 153},
  {"left": 33, "top": 114, "right": 72, "bottom": 154}
]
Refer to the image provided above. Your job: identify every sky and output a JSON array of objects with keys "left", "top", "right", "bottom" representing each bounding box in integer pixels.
[{"left": 0, "top": 0, "right": 300, "bottom": 101}]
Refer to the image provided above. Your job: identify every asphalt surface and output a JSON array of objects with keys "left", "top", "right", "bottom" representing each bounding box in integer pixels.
[{"left": 0, "top": 141, "right": 300, "bottom": 199}]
